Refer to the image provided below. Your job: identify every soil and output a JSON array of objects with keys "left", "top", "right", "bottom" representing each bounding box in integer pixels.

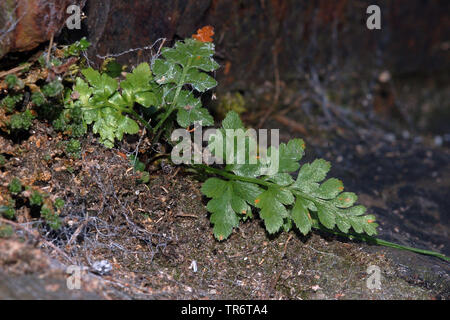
[{"left": 0, "top": 97, "right": 448, "bottom": 299}]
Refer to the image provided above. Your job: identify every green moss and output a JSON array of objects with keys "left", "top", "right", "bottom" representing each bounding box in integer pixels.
[
  {"left": 65, "top": 139, "right": 81, "bottom": 159},
  {"left": 5, "top": 74, "right": 17, "bottom": 89},
  {"left": 8, "top": 178, "right": 22, "bottom": 194},
  {"left": 9, "top": 110, "right": 34, "bottom": 130},
  {"left": 40, "top": 205, "right": 61, "bottom": 230},
  {"left": 0, "top": 199, "right": 16, "bottom": 219},
  {"left": 31, "top": 92, "right": 46, "bottom": 106},
  {"left": 1, "top": 94, "right": 23, "bottom": 113},
  {"left": 54, "top": 198, "right": 65, "bottom": 210},
  {"left": 216, "top": 92, "right": 246, "bottom": 118},
  {"left": 42, "top": 80, "right": 64, "bottom": 97},
  {"left": 29, "top": 191, "right": 44, "bottom": 206}
]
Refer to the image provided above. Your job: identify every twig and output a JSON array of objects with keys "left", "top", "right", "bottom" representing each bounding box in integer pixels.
[
  {"left": 0, "top": 63, "right": 32, "bottom": 78},
  {"left": 46, "top": 33, "right": 54, "bottom": 65},
  {"left": 282, "top": 234, "right": 293, "bottom": 257},
  {"left": 273, "top": 114, "right": 308, "bottom": 135},
  {"left": 175, "top": 213, "right": 198, "bottom": 219}
]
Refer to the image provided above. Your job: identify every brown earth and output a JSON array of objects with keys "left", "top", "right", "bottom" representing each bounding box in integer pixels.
[{"left": 0, "top": 99, "right": 448, "bottom": 299}]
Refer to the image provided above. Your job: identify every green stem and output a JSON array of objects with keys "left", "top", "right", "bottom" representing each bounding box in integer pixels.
[
  {"left": 196, "top": 164, "right": 274, "bottom": 188},
  {"left": 317, "top": 227, "right": 450, "bottom": 262},
  {"left": 195, "top": 164, "right": 450, "bottom": 262},
  {"left": 152, "top": 106, "right": 175, "bottom": 134}
]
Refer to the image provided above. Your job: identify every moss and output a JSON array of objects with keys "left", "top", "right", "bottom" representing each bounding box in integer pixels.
[
  {"left": 40, "top": 205, "right": 61, "bottom": 230},
  {"left": 29, "top": 191, "right": 44, "bottom": 206},
  {"left": 42, "top": 80, "right": 63, "bottom": 98},
  {"left": 215, "top": 92, "right": 246, "bottom": 119},
  {"left": 5, "top": 74, "right": 17, "bottom": 89},
  {"left": 65, "top": 139, "right": 81, "bottom": 159},
  {"left": 54, "top": 198, "right": 65, "bottom": 210},
  {"left": 1, "top": 94, "right": 23, "bottom": 113},
  {"left": 9, "top": 110, "right": 34, "bottom": 131},
  {"left": 8, "top": 178, "right": 22, "bottom": 194},
  {"left": 31, "top": 92, "right": 46, "bottom": 107}
]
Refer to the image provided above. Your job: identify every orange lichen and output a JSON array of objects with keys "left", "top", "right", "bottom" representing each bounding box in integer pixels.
[{"left": 192, "top": 26, "right": 215, "bottom": 43}]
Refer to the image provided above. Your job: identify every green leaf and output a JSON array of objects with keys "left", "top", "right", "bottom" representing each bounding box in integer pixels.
[
  {"left": 314, "top": 178, "right": 344, "bottom": 200},
  {"left": 174, "top": 90, "right": 214, "bottom": 127},
  {"left": 332, "top": 192, "right": 358, "bottom": 208},
  {"left": 335, "top": 216, "right": 351, "bottom": 233},
  {"left": 205, "top": 183, "right": 240, "bottom": 240},
  {"left": 268, "top": 173, "right": 294, "bottom": 186},
  {"left": 117, "top": 116, "right": 140, "bottom": 138},
  {"left": 135, "top": 91, "right": 158, "bottom": 107},
  {"left": 73, "top": 78, "right": 92, "bottom": 105},
  {"left": 42, "top": 80, "right": 64, "bottom": 97},
  {"left": 152, "top": 59, "right": 182, "bottom": 84},
  {"left": 82, "top": 68, "right": 117, "bottom": 99},
  {"left": 231, "top": 181, "right": 263, "bottom": 204},
  {"left": 177, "top": 107, "right": 214, "bottom": 127},
  {"left": 162, "top": 39, "right": 218, "bottom": 71},
  {"left": 105, "top": 60, "right": 123, "bottom": 78},
  {"left": 295, "top": 159, "right": 331, "bottom": 186},
  {"left": 344, "top": 205, "right": 367, "bottom": 216},
  {"left": 317, "top": 204, "right": 336, "bottom": 229},
  {"left": 185, "top": 68, "right": 217, "bottom": 92},
  {"left": 222, "top": 111, "right": 244, "bottom": 130},
  {"left": 278, "top": 139, "right": 305, "bottom": 173},
  {"left": 276, "top": 188, "right": 295, "bottom": 205},
  {"left": 255, "top": 187, "right": 288, "bottom": 234},
  {"left": 202, "top": 178, "right": 262, "bottom": 240},
  {"left": 120, "top": 63, "right": 155, "bottom": 107},
  {"left": 201, "top": 113, "right": 378, "bottom": 239},
  {"left": 9, "top": 110, "right": 34, "bottom": 130},
  {"left": 291, "top": 198, "right": 312, "bottom": 235},
  {"left": 201, "top": 177, "right": 228, "bottom": 198}
]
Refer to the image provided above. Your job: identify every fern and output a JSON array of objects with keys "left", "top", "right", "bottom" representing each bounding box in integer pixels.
[
  {"left": 4, "top": 29, "right": 443, "bottom": 261},
  {"left": 200, "top": 111, "right": 377, "bottom": 240},
  {"left": 68, "top": 37, "right": 219, "bottom": 148}
]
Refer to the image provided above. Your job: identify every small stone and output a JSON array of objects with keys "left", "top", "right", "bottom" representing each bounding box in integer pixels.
[
  {"left": 311, "top": 285, "right": 321, "bottom": 291},
  {"left": 92, "top": 260, "right": 112, "bottom": 275}
]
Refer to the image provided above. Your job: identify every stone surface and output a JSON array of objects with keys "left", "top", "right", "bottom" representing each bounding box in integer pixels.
[
  {"left": 0, "top": 0, "right": 86, "bottom": 58},
  {"left": 81, "top": 0, "right": 449, "bottom": 90}
]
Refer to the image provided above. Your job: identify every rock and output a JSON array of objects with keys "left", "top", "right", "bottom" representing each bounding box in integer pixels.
[
  {"left": 0, "top": 0, "right": 86, "bottom": 58},
  {"left": 81, "top": 0, "right": 449, "bottom": 91}
]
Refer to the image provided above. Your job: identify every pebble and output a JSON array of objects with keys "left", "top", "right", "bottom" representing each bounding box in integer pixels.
[{"left": 92, "top": 260, "right": 112, "bottom": 275}]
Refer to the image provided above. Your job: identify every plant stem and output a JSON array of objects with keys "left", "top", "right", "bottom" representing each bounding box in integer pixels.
[
  {"left": 317, "top": 227, "right": 450, "bottom": 262},
  {"left": 196, "top": 164, "right": 450, "bottom": 262},
  {"left": 196, "top": 164, "right": 274, "bottom": 188},
  {"left": 152, "top": 106, "right": 174, "bottom": 134}
]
